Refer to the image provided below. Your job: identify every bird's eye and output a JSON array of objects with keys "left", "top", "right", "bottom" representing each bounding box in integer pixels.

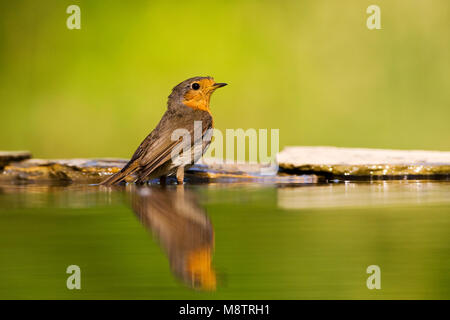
[{"left": 192, "top": 83, "right": 200, "bottom": 90}]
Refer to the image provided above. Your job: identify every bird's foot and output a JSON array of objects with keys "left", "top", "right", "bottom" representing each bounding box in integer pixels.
[{"left": 176, "top": 166, "right": 185, "bottom": 185}]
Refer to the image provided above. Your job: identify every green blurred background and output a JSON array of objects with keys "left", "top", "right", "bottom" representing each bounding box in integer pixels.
[{"left": 1, "top": 0, "right": 449, "bottom": 158}]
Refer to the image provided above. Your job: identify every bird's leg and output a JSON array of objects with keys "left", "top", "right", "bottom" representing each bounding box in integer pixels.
[{"left": 176, "top": 166, "right": 185, "bottom": 184}]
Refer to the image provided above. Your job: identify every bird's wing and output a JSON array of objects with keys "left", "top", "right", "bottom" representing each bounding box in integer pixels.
[{"left": 134, "top": 109, "right": 212, "bottom": 180}]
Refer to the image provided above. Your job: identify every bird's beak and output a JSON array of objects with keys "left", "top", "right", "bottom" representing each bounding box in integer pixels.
[{"left": 212, "top": 82, "right": 227, "bottom": 89}]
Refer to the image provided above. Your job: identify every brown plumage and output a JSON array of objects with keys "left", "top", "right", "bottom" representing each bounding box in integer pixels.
[{"left": 100, "top": 76, "right": 227, "bottom": 186}]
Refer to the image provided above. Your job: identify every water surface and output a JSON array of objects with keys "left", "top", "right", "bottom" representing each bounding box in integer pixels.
[{"left": 0, "top": 181, "right": 449, "bottom": 299}]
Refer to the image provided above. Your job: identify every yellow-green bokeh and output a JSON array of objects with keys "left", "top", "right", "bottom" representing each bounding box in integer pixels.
[{"left": 1, "top": 0, "right": 449, "bottom": 158}]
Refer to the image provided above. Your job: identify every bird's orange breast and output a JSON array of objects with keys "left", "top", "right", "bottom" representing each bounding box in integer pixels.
[{"left": 182, "top": 78, "right": 218, "bottom": 114}]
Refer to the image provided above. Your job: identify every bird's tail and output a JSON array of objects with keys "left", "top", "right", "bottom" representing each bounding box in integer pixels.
[{"left": 100, "top": 160, "right": 139, "bottom": 186}]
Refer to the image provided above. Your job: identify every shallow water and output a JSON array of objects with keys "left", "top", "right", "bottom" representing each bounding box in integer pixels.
[{"left": 0, "top": 181, "right": 449, "bottom": 299}]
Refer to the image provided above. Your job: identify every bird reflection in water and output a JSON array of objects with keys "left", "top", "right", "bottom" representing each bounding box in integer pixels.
[{"left": 130, "top": 185, "right": 216, "bottom": 291}]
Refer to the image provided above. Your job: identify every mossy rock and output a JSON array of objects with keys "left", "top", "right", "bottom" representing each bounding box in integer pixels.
[
  {"left": 278, "top": 146, "right": 450, "bottom": 180},
  {"left": 0, "top": 157, "right": 317, "bottom": 185},
  {"left": 0, "top": 159, "right": 126, "bottom": 183},
  {"left": 0, "top": 151, "right": 32, "bottom": 169}
]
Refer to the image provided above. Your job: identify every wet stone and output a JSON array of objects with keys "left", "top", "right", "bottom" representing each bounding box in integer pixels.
[
  {"left": 0, "top": 158, "right": 127, "bottom": 184},
  {"left": 187, "top": 158, "right": 319, "bottom": 184},
  {"left": 0, "top": 157, "right": 317, "bottom": 185},
  {"left": 277, "top": 146, "right": 450, "bottom": 180},
  {"left": 0, "top": 151, "right": 32, "bottom": 169}
]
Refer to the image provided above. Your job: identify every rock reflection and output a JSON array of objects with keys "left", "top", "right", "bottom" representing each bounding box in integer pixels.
[
  {"left": 131, "top": 186, "right": 216, "bottom": 291},
  {"left": 277, "top": 181, "right": 450, "bottom": 209}
]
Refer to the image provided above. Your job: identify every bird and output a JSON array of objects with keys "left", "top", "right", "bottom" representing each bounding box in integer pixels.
[{"left": 100, "top": 76, "right": 227, "bottom": 186}]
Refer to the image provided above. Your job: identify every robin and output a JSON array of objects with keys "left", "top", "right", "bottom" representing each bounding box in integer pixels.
[{"left": 100, "top": 76, "right": 227, "bottom": 186}]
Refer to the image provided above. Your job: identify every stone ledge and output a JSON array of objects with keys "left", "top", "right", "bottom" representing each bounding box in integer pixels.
[
  {"left": 0, "top": 157, "right": 317, "bottom": 184},
  {"left": 0, "top": 158, "right": 126, "bottom": 183},
  {"left": 2, "top": 146, "right": 449, "bottom": 184},
  {"left": 277, "top": 146, "right": 450, "bottom": 179},
  {"left": 0, "top": 151, "right": 32, "bottom": 169}
]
